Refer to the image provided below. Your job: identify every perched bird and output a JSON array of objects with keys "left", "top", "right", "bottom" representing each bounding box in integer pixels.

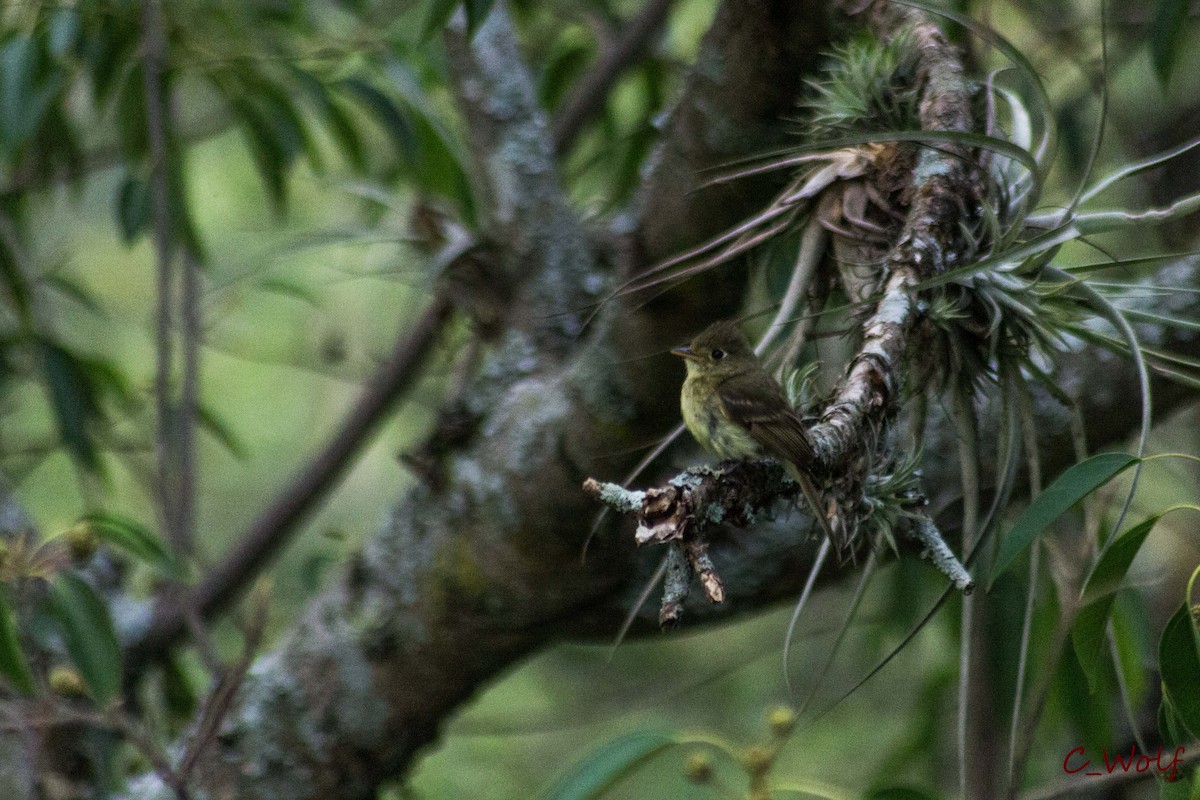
[{"left": 672, "top": 320, "right": 839, "bottom": 548}]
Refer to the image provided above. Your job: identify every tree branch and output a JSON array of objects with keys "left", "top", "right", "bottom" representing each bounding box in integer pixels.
[
  {"left": 124, "top": 293, "right": 454, "bottom": 679},
  {"left": 113, "top": 2, "right": 1200, "bottom": 797},
  {"left": 551, "top": 0, "right": 676, "bottom": 154}
]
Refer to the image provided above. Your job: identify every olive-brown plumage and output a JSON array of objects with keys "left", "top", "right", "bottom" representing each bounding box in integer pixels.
[{"left": 672, "top": 321, "right": 836, "bottom": 545}]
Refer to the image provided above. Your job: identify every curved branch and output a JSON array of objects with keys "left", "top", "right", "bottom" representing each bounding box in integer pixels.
[{"left": 552, "top": 0, "right": 676, "bottom": 154}]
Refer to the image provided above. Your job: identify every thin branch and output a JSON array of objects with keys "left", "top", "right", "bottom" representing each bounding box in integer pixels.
[
  {"left": 551, "top": 0, "right": 675, "bottom": 154},
  {"left": 141, "top": 0, "right": 181, "bottom": 555},
  {"left": 125, "top": 294, "right": 454, "bottom": 678}
]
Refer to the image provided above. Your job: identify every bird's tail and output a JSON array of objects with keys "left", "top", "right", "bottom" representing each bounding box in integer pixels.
[{"left": 785, "top": 463, "right": 845, "bottom": 556}]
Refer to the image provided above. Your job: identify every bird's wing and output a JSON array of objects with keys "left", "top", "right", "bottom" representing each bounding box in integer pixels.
[{"left": 715, "top": 383, "right": 816, "bottom": 470}]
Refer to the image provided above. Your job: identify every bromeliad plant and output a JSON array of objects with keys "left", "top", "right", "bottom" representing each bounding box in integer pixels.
[{"left": 585, "top": 2, "right": 1200, "bottom": 797}]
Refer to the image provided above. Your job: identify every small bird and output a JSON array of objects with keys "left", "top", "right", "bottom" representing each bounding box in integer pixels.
[{"left": 672, "top": 320, "right": 839, "bottom": 548}]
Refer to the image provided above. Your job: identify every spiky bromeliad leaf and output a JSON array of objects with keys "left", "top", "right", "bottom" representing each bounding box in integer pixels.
[{"left": 803, "top": 26, "right": 923, "bottom": 140}]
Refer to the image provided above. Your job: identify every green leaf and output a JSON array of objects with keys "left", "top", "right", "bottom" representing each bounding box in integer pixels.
[
  {"left": 0, "top": 595, "right": 34, "bottom": 695},
  {"left": 48, "top": 573, "right": 122, "bottom": 704},
  {"left": 0, "top": 36, "right": 66, "bottom": 152},
  {"left": 230, "top": 96, "right": 290, "bottom": 208},
  {"left": 80, "top": 512, "right": 181, "bottom": 578},
  {"left": 867, "top": 789, "right": 938, "bottom": 800},
  {"left": 38, "top": 341, "right": 101, "bottom": 472},
  {"left": 1160, "top": 695, "right": 1190, "bottom": 750},
  {"left": 43, "top": 274, "right": 104, "bottom": 316},
  {"left": 990, "top": 453, "right": 1138, "bottom": 588},
  {"left": 197, "top": 403, "right": 247, "bottom": 460},
  {"left": 84, "top": 12, "right": 134, "bottom": 110},
  {"left": 464, "top": 0, "right": 496, "bottom": 34},
  {"left": 384, "top": 60, "right": 476, "bottom": 222},
  {"left": 0, "top": 224, "right": 33, "bottom": 325},
  {"left": 116, "top": 174, "right": 151, "bottom": 243},
  {"left": 1160, "top": 603, "right": 1200, "bottom": 741},
  {"left": 545, "top": 731, "right": 676, "bottom": 800},
  {"left": 1151, "top": 0, "right": 1189, "bottom": 86},
  {"left": 113, "top": 63, "right": 149, "bottom": 160},
  {"left": 421, "top": 0, "right": 462, "bottom": 41},
  {"left": 1072, "top": 515, "right": 1161, "bottom": 691},
  {"left": 291, "top": 70, "right": 366, "bottom": 174},
  {"left": 539, "top": 39, "right": 593, "bottom": 112},
  {"left": 338, "top": 78, "right": 418, "bottom": 165}
]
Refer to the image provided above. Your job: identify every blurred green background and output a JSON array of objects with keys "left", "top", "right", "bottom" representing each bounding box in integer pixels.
[{"left": 4, "top": 0, "right": 1200, "bottom": 797}]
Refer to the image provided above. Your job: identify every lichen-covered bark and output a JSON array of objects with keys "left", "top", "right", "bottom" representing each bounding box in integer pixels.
[{"left": 112, "top": 3, "right": 1200, "bottom": 798}]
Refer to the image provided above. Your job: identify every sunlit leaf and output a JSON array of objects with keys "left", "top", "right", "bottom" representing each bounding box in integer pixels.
[
  {"left": 545, "top": 731, "right": 676, "bottom": 800},
  {"left": 79, "top": 512, "right": 180, "bottom": 578},
  {"left": 0, "top": 595, "right": 34, "bottom": 695},
  {"left": 990, "top": 452, "right": 1138, "bottom": 588},
  {"left": 48, "top": 573, "right": 121, "bottom": 704},
  {"left": 1072, "top": 515, "right": 1160, "bottom": 692}
]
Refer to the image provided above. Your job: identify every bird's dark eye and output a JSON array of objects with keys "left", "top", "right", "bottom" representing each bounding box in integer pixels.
[{"left": 711, "top": 349, "right": 725, "bottom": 360}]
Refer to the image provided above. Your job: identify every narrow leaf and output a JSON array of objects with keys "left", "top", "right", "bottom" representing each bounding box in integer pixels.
[
  {"left": 545, "top": 731, "right": 676, "bottom": 800},
  {"left": 1073, "top": 515, "right": 1161, "bottom": 691},
  {"left": 990, "top": 453, "right": 1138, "bottom": 587},
  {"left": 197, "top": 403, "right": 247, "bottom": 460},
  {"left": 48, "top": 573, "right": 122, "bottom": 704},
  {"left": 1151, "top": 0, "right": 1189, "bottom": 86},
  {"left": 1159, "top": 603, "right": 1200, "bottom": 741},
  {"left": 338, "top": 78, "right": 417, "bottom": 164},
  {"left": 464, "top": 0, "right": 495, "bottom": 35},
  {"left": 39, "top": 341, "right": 101, "bottom": 471},
  {"left": 0, "top": 595, "right": 34, "bottom": 695},
  {"left": 420, "top": 0, "right": 462, "bottom": 41},
  {"left": 116, "top": 174, "right": 150, "bottom": 243},
  {"left": 80, "top": 512, "right": 180, "bottom": 577}
]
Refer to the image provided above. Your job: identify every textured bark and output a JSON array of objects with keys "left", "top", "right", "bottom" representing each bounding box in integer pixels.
[{"left": 110, "top": 3, "right": 1200, "bottom": 799}]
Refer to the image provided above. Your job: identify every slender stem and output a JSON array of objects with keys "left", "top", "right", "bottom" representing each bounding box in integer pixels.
[
  {"left": 1006, "top": 383, "right": 1043, "bottom": 796},
  {"left": 954, "top": 380, "right": 987, "bottom": 800},
  {"left": 141, "top": 0, "right": 181, "bottom": 554}
]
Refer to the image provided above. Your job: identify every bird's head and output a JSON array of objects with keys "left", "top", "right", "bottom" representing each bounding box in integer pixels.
[{"left": 671, "top": 320, "right": 758, "bottom": 378}]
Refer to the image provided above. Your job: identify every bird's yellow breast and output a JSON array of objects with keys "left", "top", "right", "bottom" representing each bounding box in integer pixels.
[{"left": 680, "top": 374, "right": 763, "bottom": 461}]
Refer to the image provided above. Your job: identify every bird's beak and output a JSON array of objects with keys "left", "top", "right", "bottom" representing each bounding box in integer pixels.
[{"left": 670, "top": 345, "right": 700, "bottom": 361}]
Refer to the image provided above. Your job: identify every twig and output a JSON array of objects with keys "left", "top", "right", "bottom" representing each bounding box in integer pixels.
[
  {"left": 177, "top": 579, "right": 271, "bottom": 784},
  {"left": 551, "top": 0, "right": 675, "bottom": 154},
  {"left": 126, "top": 294, "right": 454, "bottom": 678}
]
